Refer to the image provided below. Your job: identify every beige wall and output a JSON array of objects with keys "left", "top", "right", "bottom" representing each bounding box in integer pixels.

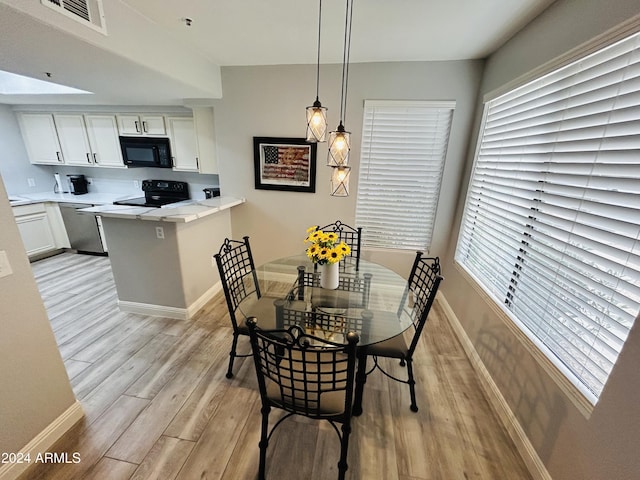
[
  {"left": 0, "top": 177, "right": 77, "bottom": 454},
  {"left": 213, "top": 60, "right": 484, "bottom": 276},
  {"left": 443, "top": 1, "right": 640, "bottom": 479}
]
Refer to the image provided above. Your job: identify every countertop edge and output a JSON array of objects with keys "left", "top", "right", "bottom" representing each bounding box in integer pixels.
[{"left": 81, "top": 196, "right": 246, "bottom": 223}]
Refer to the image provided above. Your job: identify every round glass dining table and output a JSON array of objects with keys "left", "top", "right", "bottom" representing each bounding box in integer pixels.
[{"left": 238, "top": 254, "right": 414, "bottom": 347}]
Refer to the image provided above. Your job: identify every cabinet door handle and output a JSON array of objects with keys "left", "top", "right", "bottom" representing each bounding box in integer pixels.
[
  {"left": 56, "top": 151, "right": 62, "bottom": 162},
  {"left": 142, "top": 121, "right": 148, "bottom": 133},
  {"left": 93, "top": 153, "right": 98, "bottom": 163},
  {"left": 86, "top": 153, "right": 92, "bottom": 163},
  {"left": 135, "top": 120, "right": 141, "bottom": 133},
  {"left": 196, "top": 157, "right": 199, "bottom": 169}
]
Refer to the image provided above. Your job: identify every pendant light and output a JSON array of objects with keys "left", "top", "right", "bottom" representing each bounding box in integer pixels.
[
  {"left": 330, "top": 165, "right": 351, "bottom": 197},
  {"left": 327, "top": 0, "right": 353, "bottom": 169},
  {"left": 306, "top": 0, "right": 328, "bottom": 143}
]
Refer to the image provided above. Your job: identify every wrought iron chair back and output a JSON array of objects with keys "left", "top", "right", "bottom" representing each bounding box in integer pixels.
[
  {"left": 401, "top": 253, "right": 443, "bottom": 356},
  {"left": 274, "top": 298, "right": 369, "bottom": 343},
  {"left": 316, "top": 220, "right": 362, "bottom": 270},
  {"left": 215, "top": 236, "right": 261, "bottom": 326},
  {"left": 294, "top": 265, "right": 371, "bottom": 309}
]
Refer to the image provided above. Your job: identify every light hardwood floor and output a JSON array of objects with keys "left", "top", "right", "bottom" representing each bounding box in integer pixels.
[{"left": 20, "top": 252, "right": 533, "bottom": 480}]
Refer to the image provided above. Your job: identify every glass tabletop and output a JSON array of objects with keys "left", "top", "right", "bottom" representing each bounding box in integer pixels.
[{"left": 238, "top": 254, "right": 413, "bottom": 346}]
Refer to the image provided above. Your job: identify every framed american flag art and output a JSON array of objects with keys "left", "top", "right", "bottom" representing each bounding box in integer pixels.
[{"left": 253, "top": 137, "right": 317, "bottom": 193}]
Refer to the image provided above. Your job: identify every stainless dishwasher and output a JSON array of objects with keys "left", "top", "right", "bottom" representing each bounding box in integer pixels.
[{"left": 59, "top": 203, "right": 106, "bottom": 254}]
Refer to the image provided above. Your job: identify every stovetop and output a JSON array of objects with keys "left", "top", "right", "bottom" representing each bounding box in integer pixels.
[{"left": 113, "top": 180, "right": 190, "bottom": 208}]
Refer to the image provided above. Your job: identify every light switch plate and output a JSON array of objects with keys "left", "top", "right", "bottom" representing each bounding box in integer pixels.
[{"left": 0, "top": 250, "right": 13, "bottom": 279}]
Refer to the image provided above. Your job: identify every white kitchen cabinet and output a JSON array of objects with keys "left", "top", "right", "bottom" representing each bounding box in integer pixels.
[
  {"left": 85, "top": 115, "right": 125, "bottom": 168},
  {"left": 192, "top": 107, "right": 218, "bottom": 174},
  {"left": 54, "top": 114, "right": 94, "bottom": 166},
  {"left": 168, "top": 117, "right": 199, "bottom": 172},
  {"left": 117, "top": 114, "right": 166, "bottom": 136},
  {"left": 17, "top": 113, "right": 64, "bottom": 165},
  {"left": 12, "top": 203, "right": 57, "bottom": 258}
]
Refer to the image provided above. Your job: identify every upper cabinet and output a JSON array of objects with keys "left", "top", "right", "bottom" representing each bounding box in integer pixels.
[
  {"left": 168, "top": 108, "right": 218, "bottom": 173},
  {"left": 168, "top": 117, "right": 198, "bottom": 172},
  {"left": 84, "top": 115, "right": 125, "bottom": 168},
  {"left": 16, "top": 109, "right": 217, "bottom": 174},
  {"left": 17, "top": 113, "right": 63, "bottom": 165},
  {"left": 192, "top": 107, "right": 218, "bottom": 174},
  {"left": 117, "top": 114, "right": 166, "bottom": 136},
  {"left": 54, "top": 114, "right": 94, "bottom": 166},
  {"left": 18, "top": 112, "right": 125, "bottom": 168}
]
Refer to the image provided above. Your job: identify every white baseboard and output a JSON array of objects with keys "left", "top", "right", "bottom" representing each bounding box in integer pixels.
[
  {"left": 438, "top": 294, "right": 552, "bottom": 480},
  {"left": 118, "top": 281, "right": 222, "bottom": 320},
  {"left": 187, "top": 281, "right": 222, "bottom": 318},
  {"left": 0, "top": 400, "right": 84, "bottom": 480}
]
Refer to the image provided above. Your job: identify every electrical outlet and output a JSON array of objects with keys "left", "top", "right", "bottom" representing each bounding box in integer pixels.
[
  {"left": 134, "top": 180, "right": 140, "bottom": 189},
  {"left": 155, "top": 226, "right": 164, "bottom": 239},
  {"left": 27, "top": 178, "right": 35, "bottom": 187},
  {"left": 0, "top": 251, "right": 13, "bottom": 279},
  {"left": 87, "top": 177, "right": 93, "bottom": 184}
]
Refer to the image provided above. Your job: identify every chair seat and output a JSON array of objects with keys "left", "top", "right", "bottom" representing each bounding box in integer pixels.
[
  {"left": 237, "top": 297, "right": 279, "bottom": 333},
  {"left": 366, "top": 332, "right": 409, "bottom": 359}
]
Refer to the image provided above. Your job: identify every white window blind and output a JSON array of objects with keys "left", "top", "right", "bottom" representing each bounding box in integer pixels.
[
  {"left": 355, "top": 100, "right": 455, "bottom": 250},
  {"left": 455, "top": 32, "right": 640, "bottom": 403}
]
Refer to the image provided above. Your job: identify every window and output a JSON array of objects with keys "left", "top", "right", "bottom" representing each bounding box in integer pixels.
[
  {"left": 455, "top": 32, "right": 640, "bottom": 404},
  {"left": 355, "top": 100, "right": 455, "bottom": 250}
]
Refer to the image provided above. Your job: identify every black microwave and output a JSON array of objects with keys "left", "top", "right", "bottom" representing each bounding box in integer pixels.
[{"left": 119, "top": 136, "right": 172, "bottom": 168}]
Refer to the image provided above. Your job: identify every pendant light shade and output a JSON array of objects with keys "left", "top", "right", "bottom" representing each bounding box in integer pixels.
[
  {"left": 306, "top": 98, "right": 328, "bottom": 142},
  {"left": 330, "top": 165, "right": 351, "bottom": 197},
  {"left": 306, "top": 0, "right": 327, "bottom": 143},
  {"left": 327, "top": 122, "right": 351, "bottom": 166}
]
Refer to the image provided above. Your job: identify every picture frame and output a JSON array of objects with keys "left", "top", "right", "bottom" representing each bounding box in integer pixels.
[{"left": 253, "top": 137, "right": 317, "bottom": 193}]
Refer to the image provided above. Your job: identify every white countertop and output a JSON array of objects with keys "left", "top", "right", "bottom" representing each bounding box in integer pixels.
[
  {"left": 80, "top": 196, "right": 245, "bottom": 223},
  {"left": 8, "top": 191, "right": 136, "bottom": 207}
]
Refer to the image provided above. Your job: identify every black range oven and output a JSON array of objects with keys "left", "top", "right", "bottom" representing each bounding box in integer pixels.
[{"left": 113, "top": 180, "right": 190, "bottom": 207}]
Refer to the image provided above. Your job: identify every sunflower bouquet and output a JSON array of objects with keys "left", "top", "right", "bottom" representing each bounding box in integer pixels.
[{"left": 304, "top": 226, "right": 351, "bottom": 264}]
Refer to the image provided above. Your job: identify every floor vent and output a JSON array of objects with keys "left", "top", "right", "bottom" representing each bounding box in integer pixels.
[{"left": 41, "top": 0, "right": 107, "bottom": 34}]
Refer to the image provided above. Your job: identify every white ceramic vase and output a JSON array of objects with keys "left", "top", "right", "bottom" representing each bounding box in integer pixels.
[{"left": 320, "top": 261, "right": 339, "bottom": 289}]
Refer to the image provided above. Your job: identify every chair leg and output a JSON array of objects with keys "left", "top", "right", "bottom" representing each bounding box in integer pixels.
[
  {"left": 258, "top": 404, "right": 270, "bottom": 480},
  {"left": 352, "top": 348, "right": 367, "bottom": 416},
  {"left": 337, "top": 422, "right": 352, "bottom": 480},
  {"left": 226, "top": 332, "right": 239, "bottom": 379},
  {"left": 406, "top": 358, "right": 418, "bottom": 412}
]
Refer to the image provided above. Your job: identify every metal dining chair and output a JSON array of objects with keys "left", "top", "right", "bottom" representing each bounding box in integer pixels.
[
  {"left": 246, "top": 316, "right": 360, "bottom": 480},
  {"left": 315, "top": 220, "right": 362, "bottom": 270},
  {"left": 214, "top": 236, "right": 277, "bottom": 378},
  {"left": 356, "top": 252, "right": 443, "bottom": 413}
]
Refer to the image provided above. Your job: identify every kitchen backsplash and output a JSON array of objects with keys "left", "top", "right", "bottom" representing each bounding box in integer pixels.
[{"left": 3, "top": 163, "right": 219, "bottom": 200}]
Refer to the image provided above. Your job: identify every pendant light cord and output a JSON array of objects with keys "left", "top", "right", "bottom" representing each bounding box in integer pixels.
[
  {"left": 315, "top": 0, "right": 323, "bottom": 100},
  {"left": 339, "top": 0, "right": 354, "bottom": 125}
]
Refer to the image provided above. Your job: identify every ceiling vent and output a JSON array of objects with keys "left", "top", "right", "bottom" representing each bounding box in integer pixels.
[{"left": 41, "top": 0, "right": 107, "bottom": 34}]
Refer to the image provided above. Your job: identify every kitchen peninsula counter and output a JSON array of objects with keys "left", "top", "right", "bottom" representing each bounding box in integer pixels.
[
  {"left": 80, "top": 196, "right": 245, "bottom": 223},
  {"left": 83, "top": 196, "right": 245, "bottom": 320}
]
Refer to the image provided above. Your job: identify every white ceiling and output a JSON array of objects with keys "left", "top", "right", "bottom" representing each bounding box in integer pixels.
[{"left": 0, "top": 0, "right": 556, "bottom": 105}]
